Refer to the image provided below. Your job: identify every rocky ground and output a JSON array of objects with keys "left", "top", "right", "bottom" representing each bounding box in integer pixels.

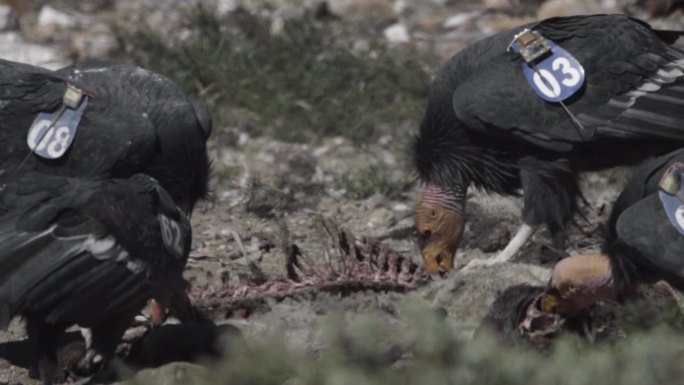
[{"left": 2, "top": 0, "right": 684, "bottom": 384}]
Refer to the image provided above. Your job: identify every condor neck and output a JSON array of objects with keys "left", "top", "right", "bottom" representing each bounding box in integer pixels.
[{"left": 420, "top": 183, "right": 466, "bottom": 217}]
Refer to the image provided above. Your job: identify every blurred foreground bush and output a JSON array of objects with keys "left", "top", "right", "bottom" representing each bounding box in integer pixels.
[
  {"left": 114, "top": 5, "right": 433, "bottom": 144},
  {"left": 125, "top": 297, "right": 684, "bottom": 385}
]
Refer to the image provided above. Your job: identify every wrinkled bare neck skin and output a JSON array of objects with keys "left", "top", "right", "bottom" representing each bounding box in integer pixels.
[
  {"left": 572, "top": 271, "right": 616, "bottom": 314},
  {"left": 416, "top": 184, "right": 467, "bottom": 272},
  {"left": 546, "top": 254, "right": 616, "bottom": 315},
  {"left": 418, "top": 184, "right": 466, "bottom": 217}
]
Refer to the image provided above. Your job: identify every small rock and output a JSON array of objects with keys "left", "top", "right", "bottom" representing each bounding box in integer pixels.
[
  {"left": 0, "top": 32, "right": 67, "bottom": 69},
  {"left": 37, "top": 5, "right": 79, "bottom": 28},
  {"left": 283, "top": 378, "right": 307, "bottom": 385},
  {"left": 279, "top": 148, "right": 317, "bottom": 187},
  {"left": 313, "top": 144, "right": 329, "bottom": 157},
  {"left": 367, "top": 208, "right": 393, "bottom": 229},
  {"left": 270, "top": 16, "right": 285, "bottom": 35},
  {"left": 442, "top": 12, "right": 477, "bottom": 29},
  {"left": 378, "top": 217, "right": 415, "bottom": 240},
  {"left": 364, "top": 193, "right": 386, "bottom": 210},
  {"left": 246, "top": 236, "right": 260, "bottom": 253},
  {"left": 71, "top": 31, "right": 116, "bottom": 58},
  {"left": 245, "top": 185, "right": 289, "bottom": 218},
  {"left": 324, "top": 0, "right": 394, "bottom": 18},
  {"left": 383, "top": 23, "right": 410, "bottom": 44},
  {"left": 217, "top": 0, "right": 241, "bottom": 15},
  {"left": 392, "top": 203, "right": 408, "bottom": 212},
  {"left": 484, "top": 0, "right": 513, "bottom": 8},
  {"left": 0, "top": 4, "right": 18, "bottom": 31},
  {"left": 392, "top": 0, "right": 409, "bottom": 15},
  {"left": 377, "top": 134, "right": 392, "bottom": 147},
  {"left": 237, "top": 132, "right": 250, "bottom": 146}
]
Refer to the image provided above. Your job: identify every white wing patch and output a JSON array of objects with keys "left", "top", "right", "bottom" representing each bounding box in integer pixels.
[
  {"left": 126, "top": 260, "right": 146, "bottom": 274},
  {"left": 69, "top": 232, "right": 145, "bottom": 273},
  {"left": 83, "top": 236, "right": 116, "bottom": 255},
  {"left": 657, "top": 68, "right": 684, "bottom": 78},
  {"left": 579, "top": 56, "right": 684, "bottom": 129},
  {"left": 612, "top": 57, "right": 684, "bottom": 110}
]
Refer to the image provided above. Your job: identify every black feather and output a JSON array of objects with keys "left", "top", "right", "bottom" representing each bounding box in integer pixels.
[
  {"left": 603, "top": 148, "right": 684, "bottom": 290},
  {"left": 0, "top": 172, "right": 191, "bottom": 381},
  {"left": 415, "top": 14, "right": 684, "bottom": 237},
  {"left": 0, "top": 59, "right": 211, "bottom": 217}
]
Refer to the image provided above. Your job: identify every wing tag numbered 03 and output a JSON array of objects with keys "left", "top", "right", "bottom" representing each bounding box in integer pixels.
[
  {"left": 26, "top": 88, "right": 88, "bottom": 160},
  {"left": 510, "top": 29, "right": 586, "bottom": 102}
]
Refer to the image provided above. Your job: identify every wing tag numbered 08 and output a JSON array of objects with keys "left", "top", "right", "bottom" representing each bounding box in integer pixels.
[
  {"left": 509, "top": 29, "right": 586, "bottom": 103},
  {"left": 26, "top": 85, "right": 88, "bottom": 159}
]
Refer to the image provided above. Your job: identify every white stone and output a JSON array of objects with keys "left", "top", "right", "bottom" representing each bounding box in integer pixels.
[
  {"left": 393, "top": 203, "right": 408, "bottom": 212},
  {"left": 326, "top": 0, "right": 354, "bottom": 16},
  {"left": 313, "top": 145, "right": 329, "bottom": 157},
  {"left": 238, "top": 132, "right": 250, "bottom": 146},
  {"left": 392, "top": 0, "right": 408, "bottom": 14},
  {"left": 37, "top": 5, "right": 78, "bottom": 28},
  {"left": 0, "top": 32, "right": 68, "bottom": 70},
  {"left": 217, "top": 0, "right": 241, "bottom": 15},
  {"left": 383, "top": 23, "right": 410, "bottom": 44},
  {"left": 442, "top": 12, "right": 477, "bottom": 29},
  {"left": 0, "top": 5, "right": 17, "bottom": 31}
]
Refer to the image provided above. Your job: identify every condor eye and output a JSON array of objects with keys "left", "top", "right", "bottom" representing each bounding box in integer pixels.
[{"left": 559, "top": 284, "right": 576, "bottom": 299}]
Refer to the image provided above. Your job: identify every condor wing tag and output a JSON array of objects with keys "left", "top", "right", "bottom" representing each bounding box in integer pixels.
[
  {"left": 158, "top": 213, "right": 186, "bottom": 259},
  {"left": 509, "top": 29, "right": 586, "bottom": 103},
  {"left": 659, "top": 162, "right": 684, "bottom": 236},
  {"left": 26, "top": 86, "right": 88, "bottom": 159}
]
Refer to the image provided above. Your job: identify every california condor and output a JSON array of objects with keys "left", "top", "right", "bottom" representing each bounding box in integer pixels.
[
  {"left": 0, "top": 59, "right": 212, "bottom": 215},
  {"left": 0, "top": 172, "right": 191, "bottom": 384},
  {"left": 414, "top": 14, "right": 684, "bottom": 272},
  {"left": 541, "top": 148, "right": 684, "bottom": 316}
]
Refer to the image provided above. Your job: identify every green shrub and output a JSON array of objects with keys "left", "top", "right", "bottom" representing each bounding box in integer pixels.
[
  {"left": 204, "top": 305, "right": 684, "bottom": 385},
  {"left": 113, "top": 5, "right": 433, "bottom": 144}
]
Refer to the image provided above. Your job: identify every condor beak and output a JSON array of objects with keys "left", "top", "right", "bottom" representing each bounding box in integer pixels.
[
  {"left": 421, "top": 243, "right": 457, "bottom": 273},
  {"left": 540, "top": 291, "right": 560, "bottom": 314},
  {"left": 148, "top": 298, "right": 167, "bottom": 326},
  {"left": 416, "top": 203, "right": 465, "bottom": 273},
  {"left": 148, "top": 289, "right": 196, "bottom": 325}
]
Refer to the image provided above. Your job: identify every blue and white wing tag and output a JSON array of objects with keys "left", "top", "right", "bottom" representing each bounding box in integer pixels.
[
  {"left": 509, "top": 29, "right": 585, "bottom": 103},
  {"left": 26, "top": 85, "right": 88, "bottom": 159},
  {"left": 658, "top": 162, "right": 684, "bottom": 236},
  {"left": 158, "top": 213, "right": 186, "bottom": 259}
]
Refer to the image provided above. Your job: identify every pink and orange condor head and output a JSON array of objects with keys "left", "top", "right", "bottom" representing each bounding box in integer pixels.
[
  {"left": 541, "top": 253, "right": 616, "bottom": 316},
  {"left": 415, "top": 184, "right": 466, "bottom": 273}
]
